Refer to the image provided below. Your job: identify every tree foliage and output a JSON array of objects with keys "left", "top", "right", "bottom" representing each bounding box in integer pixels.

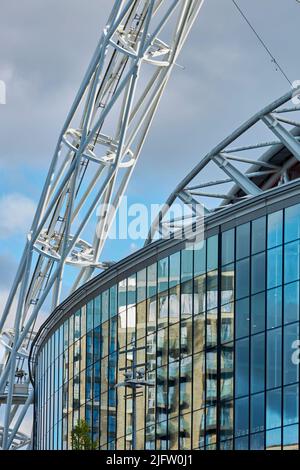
[{"left": 71, "top": 419, "right": 97, "bottom": 450}]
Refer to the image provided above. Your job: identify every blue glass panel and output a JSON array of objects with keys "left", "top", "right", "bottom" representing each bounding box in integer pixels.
[
  {"left": 235, "top": 338, "right": 249, "bottom": 397},
  {"left": 251, "top": 252, "right": 265, "bottom": 294},
  {"left": 284, "top": 281, "right": 299, "bottom": 325},
  {"left": 266, "top": 428, "right": 281, "bottom": 450},
  {"left": 235, "top": 436, "right": 248, "bottom": 450},
  {"left": 266, "top": 388, "right": 282, "bottom": 430},
  {"left": 235, "top": 396, "right": 249, "bottom": 437},
  {"left": 268, "top": 211, "right": 283, "bottom": 248},
  {"left": 236, "top": 223, "right": 250, "bottom": 260},
  {"left": 236, "top": 297, "right": 250, "bottom": 339},
  {"left": 137, "top": 268, "right": 146, "bottom": 303},
  {"left": 74, "top": 310, "right": 81, "bottom": 341},
  {"left": 110, "top": 285, "right": 117, "bottom": 318},
  {"left": 284, "top": 323, "right": 299, "bottom": 385},
  {"left": 252, "top": 217, "right": 266, "bottom": 255},
  {"left": 250, "top": 392, "right": 265, "bottom": 434},
  {"left": 236, "top": 258, "right": 250, "bottom": 300},
  {"left": 251, "top": 292, "right": 265, "bottom": 334},
  {"left": 194, "top": 240, "right": 206, "bottom": 277},
  {"left": 158, "top": 257, "right": 169, "bottom": 293},
  {"left": 93, "top": 296, "right": 101, "bottom": 329},
  {"left": 285, "top": 203, "right": 300, "bottom": 243},
  {"left": 267, "top": 328, "right": 282, "bottom": 389},
  {"left": 102, "top": 290, "right": 109, "bottom": 323},
  {"left": 250, "top": 432, "right": 264, "bottom": 450},
  {"left": 181, "top": 248, "right": 193, "bottom": 282},
  {"left": 251, "top": 333, "right": 265, "bottom": 394},
  {"left": 207, "top": 235, "right": 218, "bottom": 272},
  {"left": 283, "top": 384, "right": 299, "bottom": 426},
  {"left": 284, "top": 240, "right": 300, "bottom": 284},
  {"left": 283, "top": 424, "right": 298, "bottom": 449},
  {"left": 86, "top": 301, "right": 93, "bottom": 332},
  {"left": 267, "top": 246, "right": 282, "bottom": 289},
  {"left": 267, "top": 287, "right": 282, "bottom": 329},
  {"left": 222, "top": 229, "right": 235, "bottom": 266},
  {"left": 147, "top": 263, "right": 157, "bottom": 297}
]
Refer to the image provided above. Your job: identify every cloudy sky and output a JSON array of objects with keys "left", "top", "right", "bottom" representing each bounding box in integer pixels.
[{"left": 0, "top": 0, "right": 300, "bottom": 314}]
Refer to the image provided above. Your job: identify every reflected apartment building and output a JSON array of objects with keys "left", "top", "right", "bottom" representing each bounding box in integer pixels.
[{"left": 30, "top": 176, "right": 300, "bottom": 450}]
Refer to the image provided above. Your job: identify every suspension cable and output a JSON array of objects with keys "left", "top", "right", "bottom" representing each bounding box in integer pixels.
[{"left": 231, "top": 0, "right": 292, "bottom": 86}]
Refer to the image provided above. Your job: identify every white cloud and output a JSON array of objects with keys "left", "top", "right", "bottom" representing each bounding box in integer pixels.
[{"left": 0, "top": 193, "right": 36, "bottom": 239}]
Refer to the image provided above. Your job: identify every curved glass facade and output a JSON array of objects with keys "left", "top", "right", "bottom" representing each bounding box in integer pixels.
[{"left": 33, "top": 198, "right": 300, "bottom": 450}]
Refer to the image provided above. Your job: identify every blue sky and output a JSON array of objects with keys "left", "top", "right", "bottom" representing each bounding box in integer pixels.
[{"left": 1, "top": 0, "right": 300, "bottom": 306}]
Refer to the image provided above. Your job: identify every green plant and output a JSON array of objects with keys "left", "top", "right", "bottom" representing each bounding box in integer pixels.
[{"left": 71, "top": 419, "right": 97, "bottom": 450}]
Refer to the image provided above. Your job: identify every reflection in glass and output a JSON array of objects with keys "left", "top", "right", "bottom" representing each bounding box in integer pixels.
[
  {"left": 285, "top": 203, "right": 300, "bottom": 243},
  {"left": 235, "top": 338, "right": 249, "bottom": 398},
  {"left": 252, "top": 217, "right": 266, "bottom": 254},
  {"left": 284, "top": 241, "right": 300, "bottom": 284},
  {"left": 267, "top": 287, "right": 282, "bottom": 330},
  {"left": 251, "top": 292, "right": 265, "bottom": 334},
  {"left": 236, "top": 223, "right": 250, "bottom": 260},
  {"left": 251, "top": 252, "right": 265, "bottom": 294},
  {"left": 284, "top": 282, "right": 299, "bottom": 325},
  {"left": 267, "top": 246, "right": 282, "bottom": 289},
  {"left": 266, "top": 388, "right": 282, "bottom": 430},
  {"left": 222, "top": 229, "right": 234, "bottom": 266},
  {"left": 236, "top": 297, "right": 250, "bottom": 339},
  {"left": 251, "top": 333, "right": 265, "bottom": 393},
  {"left": 268, "top": 211, "right": 283, "bottom": 248},
  {"left": 236, "top": 258, "right": 250, "bottom": 300},
  {"left": 267, "top": 328, "right": 282, "bottom": 389}
]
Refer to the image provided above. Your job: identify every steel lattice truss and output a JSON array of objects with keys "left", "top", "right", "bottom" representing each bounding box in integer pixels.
[
  {"left": 146, "top": 86, "right": 300, "bottom": 243},
  {"left": 0, "top": 0, "right": 204, "bottom": 449}
]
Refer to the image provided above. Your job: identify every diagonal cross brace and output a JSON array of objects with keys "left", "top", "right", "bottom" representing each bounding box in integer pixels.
[{"left": 212, "top": 154, "right": 262, "bottom": 196}]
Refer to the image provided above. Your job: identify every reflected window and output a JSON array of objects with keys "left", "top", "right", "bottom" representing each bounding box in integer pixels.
[
  {"left": 251, "top": 252, "right": 265, "bottom": 294},
  {"left": 235, "top": 338, "right": 249, "bottom": 398},
  {"left": 207, "top": 235, "right": 218, "bottom": 272},
  {"left": 222, "top": 229, "right": 234, "bottom": 266},
  {"left": 283, "top": 424, "right": 299, "bottom": 450},
  {"left": 268, "top": 211, "right": 283, "bottom": 248},
  {"left": 236, "top": 298, "right": 250, "bottom": 339},
  {"left": 266, "top": 428, "right": 281, "bottom": 450},
  {"left": 158, "top": 257, "right": 169, "bottom": 293},
  {"left": 251, "top": 333, "right": 265, "bottom": 394},
  {"left": 284, "top": 241, "right": 300, "bottom": 284},
  {"left": 252, "top": 217, "right": 266, "bottom": 254},
  {"left": 194, "top": 240, "right": 206, "bottom": 277},
  {"left": 251, "top": 292, "right": 265, "bottom": 334},
  {"left": 285, "top": 204, "right": 300, "bottom": 243},
  {"left": 267, "top": 328, "right": 282, "bottom": 389},
  {"left": 235, "top": 397, "right": 249, "bottom": 437},
  {"left": 236, "top": 258, "right": 250, "bottom": 300},
  {"left": 267, "top": 246, "right": 282, "bottom": 289},
  {"left": 221, "top": 264, "right": 234, "bottom": 305},
  {"left": 267, "top": 287, "right": 282, "bottom": 330},
  {"left": 284, "top": 281, "right": 299, "bottom": 325},
  {"left": 169, "top": 252, "right": 180, "bottom": 288},
  {"left": 251, "top": 393, "right": 264, "bottom": 434},
  {"left": 147, "top": 263, "right": 157, "bottom": 298},
  {"left": 266, "top": 388, "right": 282, "bottom": 430},
  {"left": 284, "top": 323, "right": 299, "bottom": 385},
  {"left": 250, "top": 432, "right": 264, "bottom": 450},
  {"left": 181, "top": 249, "right": 193, "bottom": 283},
  {"left": 137, "top": 269, "right": 146, "bottom": 303},
  {"left": 284, "top": 384, "right": 299, "bottom": 426},
  {"left": 236, "top": 223, "right": 250, "bottom": 260}
]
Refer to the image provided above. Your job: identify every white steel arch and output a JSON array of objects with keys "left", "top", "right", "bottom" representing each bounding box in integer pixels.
[
  {"left": 0, "top": 0, "right": 204, "bottom": 449},
  {"left": 146, "top": 86, "right": 300, "bottom": 243}
]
